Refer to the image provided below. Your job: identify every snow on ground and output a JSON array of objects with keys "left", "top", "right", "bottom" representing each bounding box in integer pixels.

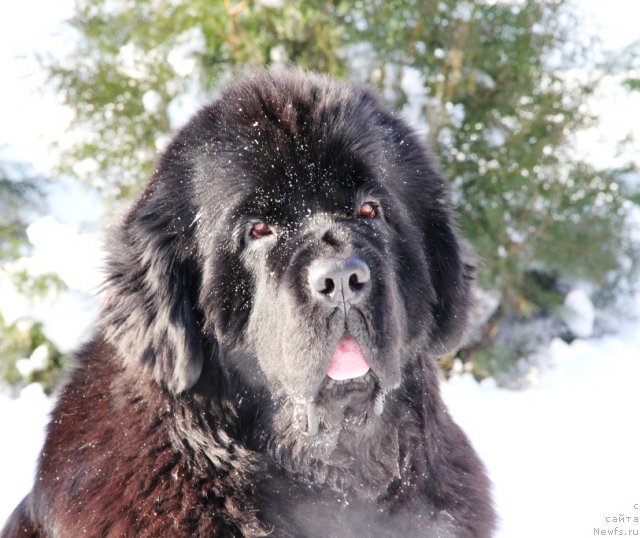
[
  {"left": 0, "top": 384, "right": 52, "bottom": 525},
  {"left": 444, "top": 317, "right": 640, "bottom": 537}
]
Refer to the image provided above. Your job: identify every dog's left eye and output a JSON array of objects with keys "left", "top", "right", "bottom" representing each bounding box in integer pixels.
[
  {"left": 358, "top": 201, "right": 380, "bottom": 219},
  {"left": 250, "top": 222, "right": 272, "bottom": 239}
]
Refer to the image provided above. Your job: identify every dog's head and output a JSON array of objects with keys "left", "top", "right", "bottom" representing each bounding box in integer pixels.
[{"left": 102, "top": 70, "right": 472, "bottom": 436}]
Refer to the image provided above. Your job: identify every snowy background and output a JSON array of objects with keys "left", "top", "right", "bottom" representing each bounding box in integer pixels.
[{"left": 1, "top": 1, "right": 640, "bottom": 536}]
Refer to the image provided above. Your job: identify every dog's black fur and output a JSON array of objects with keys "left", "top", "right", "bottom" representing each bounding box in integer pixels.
[{"left": 2, "top": 70, "right": 495, "bottom": 537}]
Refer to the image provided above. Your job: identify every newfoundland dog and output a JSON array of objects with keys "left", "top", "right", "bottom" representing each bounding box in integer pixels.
[{"left": 2, "top": 70, "right": 495, "bottom": 537}]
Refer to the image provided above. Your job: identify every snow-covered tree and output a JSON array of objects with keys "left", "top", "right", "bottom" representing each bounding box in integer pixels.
[{"left": 0, "top": 163, "right": 68, "bottom": 392}]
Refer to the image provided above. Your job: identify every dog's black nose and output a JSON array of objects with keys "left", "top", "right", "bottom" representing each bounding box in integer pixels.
[{"left": 308, "top": 256, "right": 371, "bottom": 307}]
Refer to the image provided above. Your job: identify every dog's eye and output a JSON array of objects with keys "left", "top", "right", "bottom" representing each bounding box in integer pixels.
[
  {"left": 358, "top": 202, "right": 379, "bottom": 219},
  {"left": 250, "top": 222, "right": 272, "bottom": 239}
]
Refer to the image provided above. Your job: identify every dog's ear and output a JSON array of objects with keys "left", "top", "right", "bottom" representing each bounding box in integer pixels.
[
  {"left": 376, "top": 109, "right": 475, "bottom": 357},
  {"left": 101, "top": 175, "right": 204, "bottom": 393},
  {"left": 423, "top": 205, "right": 476, "bottom": 356}
]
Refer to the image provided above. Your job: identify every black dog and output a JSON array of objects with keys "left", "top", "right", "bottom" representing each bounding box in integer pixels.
[{"left": 2, "top": 70, "right": 495, "bottom": 537}]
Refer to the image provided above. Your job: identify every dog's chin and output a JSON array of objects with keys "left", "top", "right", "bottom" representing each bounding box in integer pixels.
[
  {"left": 290, "top": 370, "right": 387, "bottom": 437},
  {"left": 280, "top": 370, "right": 401, "bottom": 498}
]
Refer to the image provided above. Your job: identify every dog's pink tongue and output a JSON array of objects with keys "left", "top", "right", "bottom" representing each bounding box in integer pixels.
[{"left": 327, "top": 336, "right": 370, "bottom": 380}]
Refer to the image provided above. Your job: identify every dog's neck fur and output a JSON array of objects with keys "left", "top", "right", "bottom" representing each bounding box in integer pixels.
[
  {"left": 112, "top": 342, "right": 465, "bottom": 536},
  {"left": 185, "top": 349, "right": 410, "bottom": 499},
  {"left": 262, "top": 397, "right": 403, "bottom": 500}
]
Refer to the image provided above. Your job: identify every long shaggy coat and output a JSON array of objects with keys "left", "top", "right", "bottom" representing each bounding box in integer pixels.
[{"left": 2, "top": 70, "right": 495, "bottom": 538}]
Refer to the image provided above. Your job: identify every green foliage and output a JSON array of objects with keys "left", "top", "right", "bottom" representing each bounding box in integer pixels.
[
  {"left": 0, "top": 316, "right": 69, "bottom": 394},
  {"left": 470, "top": 335, "right": 542, "bottom": 387},
  {"left": 9, "top": 270, "right": 67, "bottom": 298},
  {"left": 41, "top": 0, "right": 640, "bottom": 378},
  {"left": 351, "top": 1, "right": 638, "bottom": 315},
  {"left": 0, "top": 290, "right": 70, "bottom": 394},
  {"left": 619, "top": 40, "right": 640, "bottom": 92},
  {"left": 47, "top": 0, "right": 351, "bottom": 200},
  {"left": 0, "top": 162, "right": 43, "bottom": 261},
  {"left": 0, "top": 162, "right": 71, "bottom": 393}
]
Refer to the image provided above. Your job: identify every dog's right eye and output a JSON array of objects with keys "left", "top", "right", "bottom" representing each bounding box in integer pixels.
[
  {"left": 250, "top": 222, "right": 272, "bottom": 239},
  {"left": 358, "top": 201, "right": 380, "bottom": 219}
]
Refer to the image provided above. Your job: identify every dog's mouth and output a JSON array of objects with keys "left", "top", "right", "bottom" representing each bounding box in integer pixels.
[{"left": 292, "top": 335, "right": 386, "bottom": 436}]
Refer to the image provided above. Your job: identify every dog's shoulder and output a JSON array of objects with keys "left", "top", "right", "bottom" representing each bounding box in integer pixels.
[{"left": 20, "top": 337, "right": 269, "bottom": 538}]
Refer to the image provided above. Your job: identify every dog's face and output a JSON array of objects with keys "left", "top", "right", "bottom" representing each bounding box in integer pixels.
[
  {"left": 102, "top": 71, "right": 472, "bottom": 438},
  {"left": 199, "top": 146, "right": 412, "bottom": 434}
]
